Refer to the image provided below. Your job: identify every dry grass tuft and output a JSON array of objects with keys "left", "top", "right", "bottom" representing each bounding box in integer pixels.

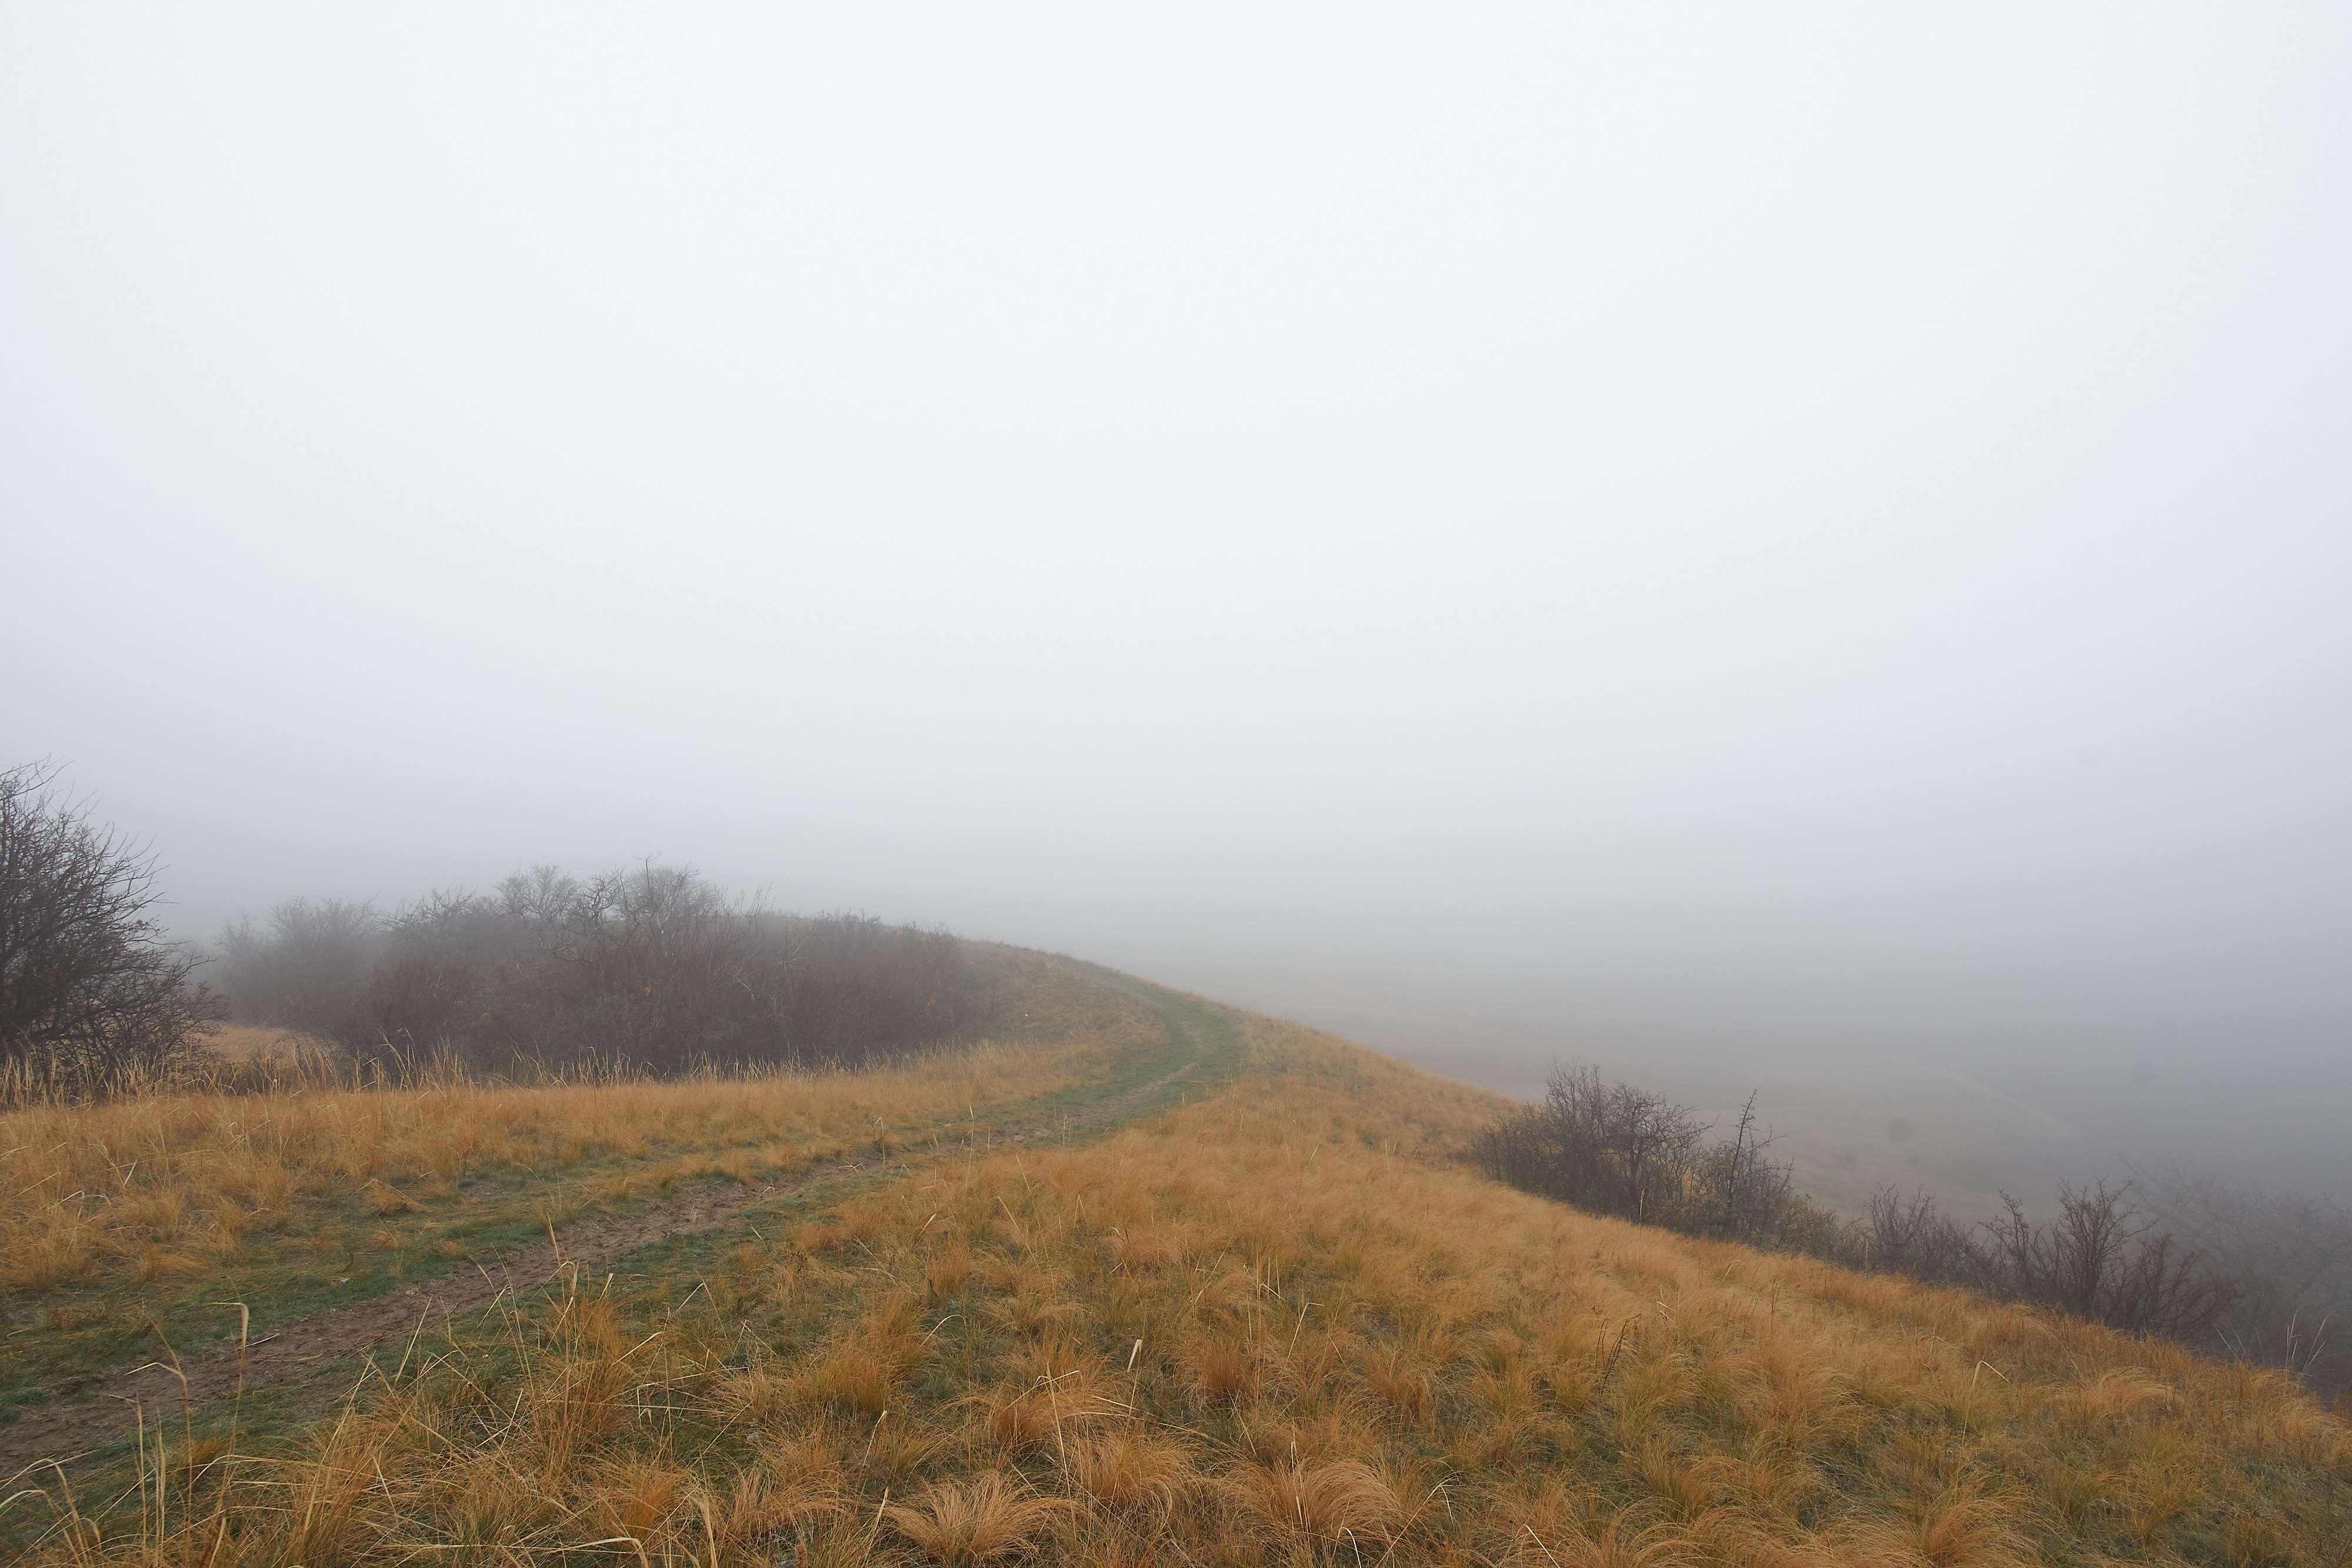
[
  {"left": 1182, "top": 1336, "right": 1261, "bottom": 1403},
  {"left": 1224, "top": 1453, "right": 1405, "bottom": 1556},
  {"left": 4, "top": 1225, "right": 91, "bottom": 1290},
  {"left": 884, "top": 1471, "right": 1074, "bottom": 1563},
  {"left": 1063, "top": 1429, "right": 1192, "bottom": 1519}
]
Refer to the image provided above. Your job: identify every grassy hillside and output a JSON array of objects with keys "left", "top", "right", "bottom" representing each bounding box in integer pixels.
[{"left": 3, "top": 950, "right": 2346, "bottom": 1566}]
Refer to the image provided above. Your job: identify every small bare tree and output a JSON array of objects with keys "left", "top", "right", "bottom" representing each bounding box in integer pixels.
[
  {"left": 1, "top": 760, "right": 220, "bottom": 1097},
  {"left": 1693, "top": 1094, "right": 1800, "bottom": 1242}
]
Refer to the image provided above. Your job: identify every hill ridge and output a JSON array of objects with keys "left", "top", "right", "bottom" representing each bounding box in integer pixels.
[{"left": 4, "top": 951, "right": 2344, "bottom": 1566}]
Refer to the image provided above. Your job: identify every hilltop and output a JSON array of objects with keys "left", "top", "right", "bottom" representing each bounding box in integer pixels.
[{"left": 3, "top": 947, "right": 2345, "bottom": 1566}]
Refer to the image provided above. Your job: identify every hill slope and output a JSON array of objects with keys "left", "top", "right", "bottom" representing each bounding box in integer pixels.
[{"left": 4, "top": 949, "right": 2346, "bottom": 1565}]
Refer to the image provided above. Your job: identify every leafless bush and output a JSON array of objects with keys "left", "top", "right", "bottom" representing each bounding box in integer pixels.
[
  {"left": 219, "top": 861, "right": 976, "bottom": 1074},
  {"left": 216, "top": 897, "right": 384, "bottom": 1038},
  {"left": 1476, "top": 1065, "right": 1695, "bottom": 1219},
  {"left": 1479, "top": 1062, "right": 2239, "bottom": 1355},
  {"left": 1693, "top": 1094, "right": 1803, "bottom": 1242},
  {"left": 1977, "top": 1179, "right": 2235, "bottom": 1340},
  {"left": 1475, "top": 1065, "right": 1820, "bottom": 1243},
  {"left": 1, "top": 760, "right": 222, "bottom": 1099},
  {"left": 2136, "top": 1167, "right": 2352, "bottom": 1398},
  {"left": 1853, "top": 1185, "right": 1984, "bottom": 1286}
]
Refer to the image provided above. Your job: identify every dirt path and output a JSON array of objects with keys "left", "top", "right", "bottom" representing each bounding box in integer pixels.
[{"left": 0, "top": 998, "right": 1221, "bottom": 1479}]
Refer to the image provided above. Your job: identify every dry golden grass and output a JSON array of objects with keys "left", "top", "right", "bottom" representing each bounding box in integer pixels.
[
  {"left": 885, "top": 1473, "right": 1074, "bottom": 1564},
  {"left": 7, "top": 999, "right": 2348, "bottom": 1566},
  {"left": 0, "top": 1007, "right": 1144, "bottom": 1296}
]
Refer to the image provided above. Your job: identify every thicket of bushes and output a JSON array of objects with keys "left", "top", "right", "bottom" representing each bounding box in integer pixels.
[
  {"left": 1478, "top": 1062, "right": 2348, "bottom": 1398},
  {"left": 2, "top": 757, "right": 977, "bottom": 1095},
  {"left": 216, "top": 863, "right": 978, "bottom": 1074}
]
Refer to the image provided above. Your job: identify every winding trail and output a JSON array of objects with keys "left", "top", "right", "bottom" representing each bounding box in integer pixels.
[{"left": 1, "top": 982, "right": 1231, "bottom": 1479}]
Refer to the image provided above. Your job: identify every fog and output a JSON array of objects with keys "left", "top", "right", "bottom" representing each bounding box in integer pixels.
[{"left": 6, "top": 7, "right": 2347, "bottom": 1198}]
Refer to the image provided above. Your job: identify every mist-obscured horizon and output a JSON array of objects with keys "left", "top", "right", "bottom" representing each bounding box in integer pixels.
[{"left": 6, "top": 6, "right": 2346, "bottom": 1197}]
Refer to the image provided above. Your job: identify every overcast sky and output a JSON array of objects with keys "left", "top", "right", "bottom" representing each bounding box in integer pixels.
[{"left": 5, "top": 6, "right": 2347, "bottom": 1182}]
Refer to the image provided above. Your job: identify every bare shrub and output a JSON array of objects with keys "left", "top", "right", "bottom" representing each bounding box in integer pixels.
[
  {"left": 1692, "top": 1092, "right": 1805, "bottom": 1243},
  {"left": 218, "top": 861, "right": 977, "bottom": 1074},
  {"left": 1855, "top": 1184, "right": 1983, "bottom": 1286},
  {"left": 216, "top": 897, "right": 383, "bottom": 1039},
  {"left": 1475, "top": 1065, "right": 1710, "bottom": 1224},
  {"left": 1479, "top": 1062, "right": 2238, "bottom": 1356},
  {"left": 1475, "top": 1066, "right": 1820, "bottom": 1243},
  {"left": 2135, "top": 1167, "right": 2352, "bottom": 1399},
  {"left": 0, "top": 760, "right": 222, "bottom": 1099},
  {"left": 1979, "top": 1179, "right": 2235, "bottom": 1340}
]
